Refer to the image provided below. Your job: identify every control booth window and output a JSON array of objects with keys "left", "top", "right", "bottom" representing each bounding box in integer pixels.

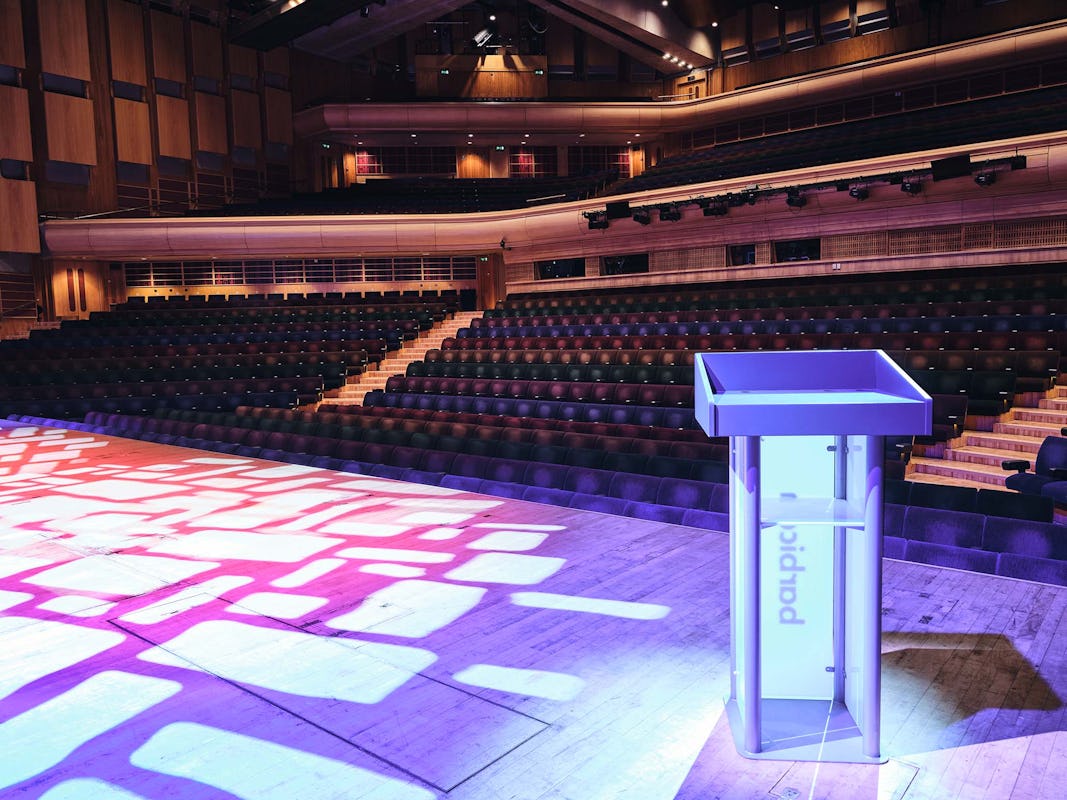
[
  {"left": 535, "top": 257, "right": 585, "bottom": 280},
  {"left": 773, "top": 238, "right": 821, "bottom": 262},
  {"left": 601, "top": 253, "right": 649, "bottom": 276}
]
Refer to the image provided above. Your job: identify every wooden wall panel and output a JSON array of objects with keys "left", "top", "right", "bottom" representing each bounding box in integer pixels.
[
  {"left": 156, "top": 95, "right": 191, "bottom": 158},
  {"left": 113, "top": 98, "right": 152, "bottom": 164},
  {"left": 44, "top": 93, "right": 97, "bottom": 164},
  {"left": 785, "top": 8, "right": 814, "bottom": 34},
  {"left": 263, "top": 46, "right": 289, "bottom": 76},
  {"left": 0, "top": 0, "right": 26, "bottom": 68},
  {"left": 856, "top": 0, "right": 887, "bottom": 14},
  {"left": 720, "top": 15, "right": 746, "bottom": 51},
  {"left": 229, "top": 44, "right": 258, "bottom": 79},
  {"left": 264, "top": 87, "right": 292, "bottom": 144},
  {"left": 545, "top": 18, "right": 575, "bottom": 69},
  {"left": 108, "top": 0, "right": 146, "bottom": 85},
  {"left": 191, "top": 21, "right": 223, "bottom": 80},
  {"left": 821, "top": 0, "right": 850, "bottom": 24},
  {"left": 151, "top": 10, "right": 186, "bottom": 82},
  {"left": 584, "top": 35, "right": 616, "bottom": 70},
  {"left": 0, "top": 85, "right": 32, "bottom": 161},
  {"left": 752, "top": 4, "right": 779, "bottom": 42},
  {"left": 38, "top": 0, "right": 92, "bottom": 80},
  {"left": 0, "top": 179, "right": 40, "bottom": 253},
  {"left": 195, "top": 91, "right": 227, "bottom": 153},
  {"left": 231, "top": 90, "right": 261, "bottom": 149}
]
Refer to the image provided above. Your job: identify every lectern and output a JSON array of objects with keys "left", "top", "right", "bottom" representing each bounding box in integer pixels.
[{"left": 694, "top": 350, "right": 930, "bottom": 763}]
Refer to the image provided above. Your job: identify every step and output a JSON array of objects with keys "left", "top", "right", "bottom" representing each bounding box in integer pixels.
[
  {"left": 993, "top": 420, "right": 1065, "bottom": 439},
  {"left": 1040, "top": 398, "right": 1067, "bottom": 410},
  {"left": 909, "top": 456, "right": 1010, "bottom": 488},
  {"left": 904, "top": 473, "right": 993, "bottom": 491},
  {"left": 1010, "top": 408, "right": 1067, "bottom": 426},
  {"left": 942, "top": 444, "right": 1024, "bottom": 467},
  {"left": 960, "top": 431, "right": 1044, "bottom": 455}
]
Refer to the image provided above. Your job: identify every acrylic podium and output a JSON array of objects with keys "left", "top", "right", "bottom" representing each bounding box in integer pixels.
[{"left": 694, "top": 350, "right": 931, "bottom": 763}]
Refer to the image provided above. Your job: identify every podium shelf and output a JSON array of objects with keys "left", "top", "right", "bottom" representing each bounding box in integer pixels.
[{"left": 760, "top": 496, "right": 866, "bottom": 526}]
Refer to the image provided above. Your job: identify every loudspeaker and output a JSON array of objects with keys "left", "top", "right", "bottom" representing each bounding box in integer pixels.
[{"left": 605, "top": 200, "right": 631, "bottom": 219}]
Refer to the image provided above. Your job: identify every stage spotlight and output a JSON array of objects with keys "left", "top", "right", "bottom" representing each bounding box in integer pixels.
[
  {"left": 472, "top": 28, "right": 493, "bottom": 47},
  {"left": 901, "top": 179, "right": 922, "bottom": 195},
  {"left": 586, "top": 212, "right": 609, "bottom": 230},
  {"left": 848, "top": 186, "right": 869, "bottom": 200},
  {"left": 701, "top": 199, "right": 728, "bottom": 217},
  {"left": 360, "top": 5, "right": 370, "bottom": 17},
  {"left": 785, "top": 188, "right": 806, "bottom": 208},
  {"left": 632, "top": 209, "right": 652, "bottom": 225},
  {"left": 659, "top": 205, "right": 682, "bottom": 222},
  {"left": 974, "top": 172, "right": 996, "bottom": 187}
]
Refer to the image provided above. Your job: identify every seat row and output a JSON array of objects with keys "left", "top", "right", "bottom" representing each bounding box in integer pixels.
[
  {"left": 0, "top": 340, "right": 383, "bottom": 363},
  {"left": 95, "top": 409, "right": 726, "bottom": 475},
  {"left": 405, "top": 360, "right": 693, "bottom": 385},
  {"left": 0, "top": 361, "right": 353, "bottom": 391},
  {"left": 8, "top": 329, "right": 401, "bottom": 350},
  {"left": 888, "top": 350, "right": 1059, "bottom": 392},
  {"left": 442, "top": 330, "right": 1067, "bottom": 358},
  {"left": 885, "top": 478, "right": 1053, "bottom": 522},
  {"left": 237, "top": 403, "right": 710, "bottom": 444},
  {"left": 0, "top": 375, "right": 321, "bottom": 406},
  {"left": 2, "top": 390, "right": 298, "bottom": 421},
  {"left": 99, "top": 306, "right": 445, "bottom": 325},
  {"left": 46, "top": 319, "right": 423, "bottom": 339},
  {"left": 383, "top": 376, "right": 694, "bottom": 407},
  {"left": 424, "top": 347, "right": 695, "bottom": 367},
  {"left": 122, "top": 289, "right": 460, "bottom": 308},
  {"left": 501, "top": 269, "right": 1067, "bottom": 312},
  {"left": 904, "top": 370, "right": 1017, "bottom": 415},
  {"left": 883, "top": 504, "right": 1067, "bottom": 586},
  {"left": 476, "top": 298, "right": 1067, "bottom": 326},
  {"left": 456, "top": 314, "right": 1066, "bottom": 340},
  {"left": 363, "top": 390, "right": 700, "bottom": 429}
]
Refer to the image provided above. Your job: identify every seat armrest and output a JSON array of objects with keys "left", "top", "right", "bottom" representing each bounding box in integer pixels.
[{"left": 1001, "top": 459, "right": 1030, "bottom": 472}]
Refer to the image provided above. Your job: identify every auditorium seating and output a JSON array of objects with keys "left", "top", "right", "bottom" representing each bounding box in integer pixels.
[{"left": 610, "top": 84, "right": 1067, "bottom": 195}]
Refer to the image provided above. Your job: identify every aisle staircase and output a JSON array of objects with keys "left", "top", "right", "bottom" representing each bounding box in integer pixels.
[
  {"left": 319, "top": 313, "right": 480, "bottom": 406},
  {"left": 910, "top": 383, "right": 1067, "bottom": 488}
]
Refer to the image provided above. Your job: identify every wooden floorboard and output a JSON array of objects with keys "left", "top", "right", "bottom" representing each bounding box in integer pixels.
[{"left": 0, "top": 422, "right": 1064, "bottom": 800}]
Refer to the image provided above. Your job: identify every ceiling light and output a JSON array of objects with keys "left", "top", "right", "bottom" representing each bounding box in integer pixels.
[
  {"left": 712, "top": 21, "right": 718, "bottom": 28},
  {"left": 663, "top": 53, "right": 671, "bottom": 59},
  {"left": 488, "top": 13, "right": 496, "bottom": 21},
  {"left": 410, "top": 133, "right": 417, "bottom": 137}
]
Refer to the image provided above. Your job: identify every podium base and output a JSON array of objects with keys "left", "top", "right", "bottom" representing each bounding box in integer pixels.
[{"left": 725, "top": 697, "right": 886, "bottom": 764}]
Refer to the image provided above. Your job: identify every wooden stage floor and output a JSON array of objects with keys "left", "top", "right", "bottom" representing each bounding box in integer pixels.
[{"left": 0, "top": 421, "right": 1064, "bottom": 800}]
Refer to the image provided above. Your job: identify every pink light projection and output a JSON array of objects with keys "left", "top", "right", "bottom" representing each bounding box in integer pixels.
[{"left": 0, "top": 422, "right": 675, "bottom": 799}]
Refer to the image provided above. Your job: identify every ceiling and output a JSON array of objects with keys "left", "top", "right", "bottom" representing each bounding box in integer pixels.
[{"left": 224, "top": 0, "right": 806, "bottom": 71}]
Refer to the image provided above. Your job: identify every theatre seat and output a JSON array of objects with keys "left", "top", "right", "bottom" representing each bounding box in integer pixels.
[{"left": 1003, "top": 434, "right": 1067, "bottom": 495}]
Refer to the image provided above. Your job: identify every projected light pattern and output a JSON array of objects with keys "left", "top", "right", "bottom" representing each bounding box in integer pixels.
[{"left": 0, "top": 423, "right": 675, "bottom": 798}]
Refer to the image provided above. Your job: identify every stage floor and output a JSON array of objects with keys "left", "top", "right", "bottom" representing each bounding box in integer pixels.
[{"left": 0, "top": 421, "right": 1064, "bottom": 800}]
